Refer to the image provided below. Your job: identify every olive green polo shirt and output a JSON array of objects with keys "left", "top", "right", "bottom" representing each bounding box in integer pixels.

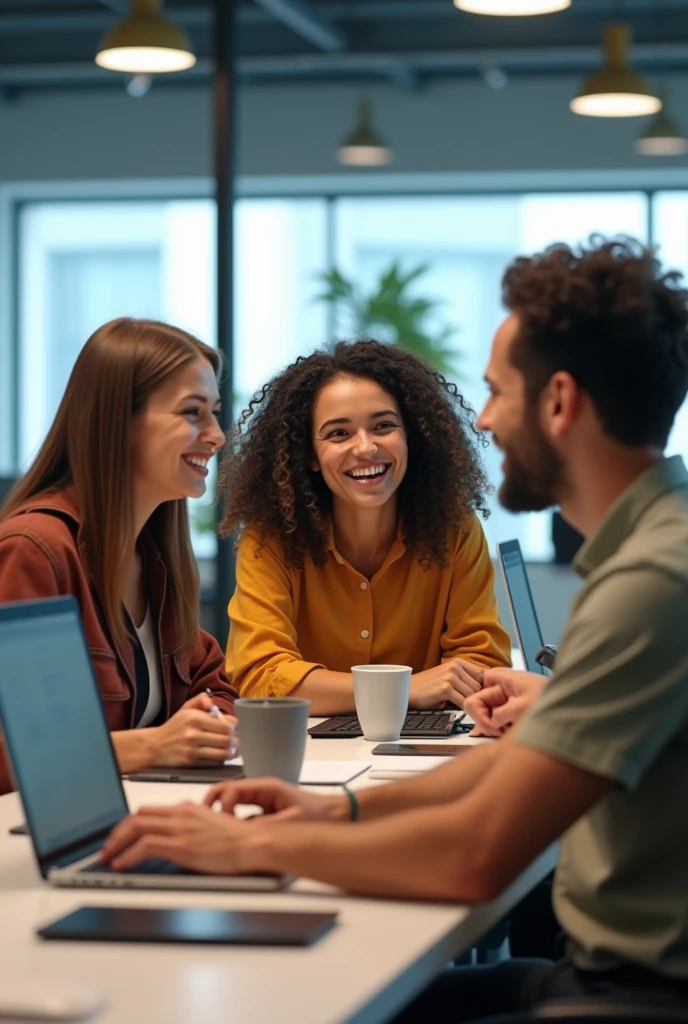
[{"left": 516, "top": 455, "right": 688, "bottom": 978}]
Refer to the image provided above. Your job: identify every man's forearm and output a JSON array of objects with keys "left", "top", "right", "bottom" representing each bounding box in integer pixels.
[
  {"left": 356, "top": 739, "right": 504, "bottom": 821},
  {"left": 250, "top": 804, "right": 491, "bottom": 901}
]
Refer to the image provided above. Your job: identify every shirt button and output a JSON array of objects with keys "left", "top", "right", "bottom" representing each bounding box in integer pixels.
[
  {"left": 360, "top": 581, "right": 368, "bottom": 590},
  {"left": 361, "top": 629, "right": 370, "bottom": 638}
]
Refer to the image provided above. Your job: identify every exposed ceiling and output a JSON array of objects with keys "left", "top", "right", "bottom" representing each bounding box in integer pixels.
[{"left": 0, "top": 0, "right": 687, "bottom": 94}]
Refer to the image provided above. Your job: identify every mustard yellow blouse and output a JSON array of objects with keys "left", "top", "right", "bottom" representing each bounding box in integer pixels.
[{"left": 226, "top": 515, "right": 511, "bottom": 698}]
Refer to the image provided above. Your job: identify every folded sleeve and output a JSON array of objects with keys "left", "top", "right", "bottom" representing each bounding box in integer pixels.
[
  {"left": 226, "top": 532, "right": 326, "bottom": 697},
  {"left": 515, "top": 565, "right": 688, "bottom": 789},
  {"left": 441, "top": 515, "right": 512, "bottom": 670}
]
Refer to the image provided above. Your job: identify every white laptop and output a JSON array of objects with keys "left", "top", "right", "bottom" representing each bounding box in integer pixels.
[
  {"left": 496, "top": 539, "right": 548, "bottom": 676},
  {"left": 0, "top": 596, "right": 289, "bottom": 891}
]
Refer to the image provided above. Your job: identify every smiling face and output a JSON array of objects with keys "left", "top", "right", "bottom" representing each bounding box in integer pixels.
[
  {"left": 311, "top": 375, "right": 408, "bottom": 512},
  {"left": 478, "top": 315, "right": 565, "bottom": 512},
  {"left": 130, "top": 356, "right": 225, "bottom": 508}
]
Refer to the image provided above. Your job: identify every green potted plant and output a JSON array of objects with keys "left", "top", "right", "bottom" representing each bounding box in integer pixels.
[{"left": 315, "top": 261, "right": 461, "bottom": 377}]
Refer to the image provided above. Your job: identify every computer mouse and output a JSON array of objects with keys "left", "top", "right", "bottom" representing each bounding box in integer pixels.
[{"left": 0, "top": 980, "right": 106, "bottom": 1021}]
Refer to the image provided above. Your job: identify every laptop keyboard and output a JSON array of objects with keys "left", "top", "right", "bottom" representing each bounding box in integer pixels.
[
  {"left": 309, "top": 710, "right": 468, "bottom": 739},
  {"left": 81, "top": 857, "right": 185, "bottom": 875}
]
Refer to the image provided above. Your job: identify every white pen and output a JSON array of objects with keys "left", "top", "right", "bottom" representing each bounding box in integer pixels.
[
  {"left": 205, "top": 687, "right": 222, "bottom": 720},
  {"left": 207, "top": 689, "right": 239, "bottom": 760}
]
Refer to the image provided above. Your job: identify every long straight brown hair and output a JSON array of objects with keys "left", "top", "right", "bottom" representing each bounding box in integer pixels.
[{"left": 1, "top": 318, "right": 221, "bottom": 653}]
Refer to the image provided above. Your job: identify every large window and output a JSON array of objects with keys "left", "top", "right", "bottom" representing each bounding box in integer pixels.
[
  {"left": 18, "top": 197, "right": 327, "bottom": 557},
  {"left": 334, "top": 192, "right": 648, "bottom": 557},
  {"left": 16, "top": 189, "right": 654, "bottom": 561}
]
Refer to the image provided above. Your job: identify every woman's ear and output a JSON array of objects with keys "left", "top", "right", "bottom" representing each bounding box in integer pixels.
[{"left": 310, "top": 456, "right": 320, "bottom": 473}]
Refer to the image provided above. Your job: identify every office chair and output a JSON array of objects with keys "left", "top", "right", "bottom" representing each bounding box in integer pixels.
[{"left": 479, "top": 996, "right": 688, "bottom": 1024}]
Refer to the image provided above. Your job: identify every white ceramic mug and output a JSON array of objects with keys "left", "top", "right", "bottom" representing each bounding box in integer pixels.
[{"left": 351, "top": 664, "right": 412, "bottom": 742}]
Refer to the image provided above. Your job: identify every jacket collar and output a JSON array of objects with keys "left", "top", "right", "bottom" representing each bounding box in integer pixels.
[{"left": 14, "top": 487, "right": 165, "bottom": 569}]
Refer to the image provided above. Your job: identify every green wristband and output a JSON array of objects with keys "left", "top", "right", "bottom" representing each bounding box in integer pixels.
[{"left": 342, "top": 784, "right": 359, "bottom": 822}]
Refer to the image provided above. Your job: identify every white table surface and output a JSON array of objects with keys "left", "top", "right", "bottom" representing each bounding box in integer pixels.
[{"left": 0, "top": 727, "right": 556, "bottom": 1024}]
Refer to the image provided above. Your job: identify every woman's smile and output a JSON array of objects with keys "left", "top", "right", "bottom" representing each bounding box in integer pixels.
[
  {"left": 182, "top": 452, "right": 211, "bottom": 478},
  {"left": 344, "top": 461, "right": 392, "bottom": 485}
]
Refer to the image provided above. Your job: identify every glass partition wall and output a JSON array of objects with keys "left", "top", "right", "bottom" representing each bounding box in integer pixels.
[{"left": 17, "top": 188, "right": 675, "bottom": 562}]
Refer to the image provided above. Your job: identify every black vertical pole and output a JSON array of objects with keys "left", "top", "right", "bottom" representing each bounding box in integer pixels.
[{"left": 214, "top": 0, "right": 237, "bottom": 647}]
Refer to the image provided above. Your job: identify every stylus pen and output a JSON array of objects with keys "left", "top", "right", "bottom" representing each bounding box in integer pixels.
[
  {"left": 205, "top": 688, "right": 222, "bottom": 720},
  {"left": 206, "top": 691, "right": 238, "bottom": 760}
]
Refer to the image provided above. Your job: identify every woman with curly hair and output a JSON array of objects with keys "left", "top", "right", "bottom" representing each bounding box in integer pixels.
[{"left": 221, "top": 340, "right": 511, "bottom": 715}]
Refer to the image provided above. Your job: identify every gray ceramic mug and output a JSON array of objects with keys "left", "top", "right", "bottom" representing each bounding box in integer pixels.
[{"left": 234, "top": 698, "right": 310, "bottom": 783}]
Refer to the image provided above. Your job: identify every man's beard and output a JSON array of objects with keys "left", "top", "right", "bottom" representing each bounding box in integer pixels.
[{"left": 497, "top": 418, "right": 565, "bottom": 514}]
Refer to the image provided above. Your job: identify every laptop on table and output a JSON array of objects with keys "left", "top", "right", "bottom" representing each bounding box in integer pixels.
[
  {"left": 0, "top": 596, "right": 289, "bottom": 892},
  {"left": 496, "top": 539, "right": 550, "bottom": 675}
]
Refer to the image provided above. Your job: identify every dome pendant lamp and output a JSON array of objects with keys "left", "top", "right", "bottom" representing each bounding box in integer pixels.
[
  {"left": 454, "top": 0, "right": 570, "bottom": 14},
  {"left": 336, "top": 101, "right": 394, "bottom": 167},
  {"left": 571, "top": 23, "right": 661, "bottom": 118},
  {"left": 635, "top": 90, "right": 688, "bottom": 155},
  {"left": 96, "top": 0, "right": 196, "bottom": 74}
]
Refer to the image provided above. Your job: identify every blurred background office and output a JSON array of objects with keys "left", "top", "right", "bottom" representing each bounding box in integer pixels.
[{"left": 1, "top": 0, "right": 686, "bottom": 642}]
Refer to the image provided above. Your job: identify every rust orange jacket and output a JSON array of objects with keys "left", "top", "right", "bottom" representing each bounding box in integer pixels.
[{"left": 0, "top": 489, "right": 237, "bottom": 795}]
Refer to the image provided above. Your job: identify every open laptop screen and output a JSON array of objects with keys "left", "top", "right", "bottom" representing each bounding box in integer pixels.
[
  {"left": 0, "top": 598, "right": 127, "bottom": 860},
  {"left": 497, "top": 540, "right": 547, "bottom": 675}
]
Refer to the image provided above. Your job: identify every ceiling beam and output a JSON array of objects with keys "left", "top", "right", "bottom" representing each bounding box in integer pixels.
[
  {"left": 1, "top": 0, "right": 684, "bottom": 35},
  {"left": 251, "top": 0, "right": 348, "bottom": 52},
  {"left": 388, "top": 65, "right": 421, "bottom": 91},
  {"left": 2, "top": 38, "right": 688, "bottom": 89},
  {"left": 96, "top": 0, "right": 126, "bottom": 12},
  {"left": 0, "top": 5, "right": 215, "bottom": 33}
]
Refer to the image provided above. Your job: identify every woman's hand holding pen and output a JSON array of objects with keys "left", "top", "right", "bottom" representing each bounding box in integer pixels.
[{"left": 148, "top": 692, "right": 238, "bottom": 767}]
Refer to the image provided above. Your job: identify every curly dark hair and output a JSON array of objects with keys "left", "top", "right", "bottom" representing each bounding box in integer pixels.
[
  {"left": 219, "top": 340, "right": 489, "bottom": 570},
  {"left": 502, "top": 235, "right": 688, "bottom": 448}
]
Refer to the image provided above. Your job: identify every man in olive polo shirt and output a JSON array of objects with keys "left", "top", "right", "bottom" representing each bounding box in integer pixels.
[
  {"left": 512, "top": 454, "right": 688, "bottom": 977},
  {"left": 102, "top": 237, "right": 688, "bottom": 1019}
]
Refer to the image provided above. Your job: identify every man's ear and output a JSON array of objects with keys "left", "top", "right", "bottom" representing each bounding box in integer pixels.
[
  {"left": 543, "top": 371, "right": 579, "bottom": 439},
  {"left": 544, "top": 374, "right": 577, "bottom": 438}
]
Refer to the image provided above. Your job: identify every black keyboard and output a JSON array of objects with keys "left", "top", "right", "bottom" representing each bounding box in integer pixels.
[{"left": 309, "top": 711, "right": 468, "bottom": 739}]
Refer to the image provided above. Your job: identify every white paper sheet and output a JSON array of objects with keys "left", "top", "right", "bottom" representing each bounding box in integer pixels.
[{"left": 226, "top": 758, "right": 370, "bottom": 786}]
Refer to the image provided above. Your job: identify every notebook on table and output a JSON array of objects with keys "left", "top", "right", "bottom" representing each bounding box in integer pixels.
[{"left": 0, "top": 596, "right": 290, "bottom": 892}]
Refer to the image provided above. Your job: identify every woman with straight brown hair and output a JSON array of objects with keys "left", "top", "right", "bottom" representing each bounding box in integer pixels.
[{"left": 0, "top": 317, "right": 238, "bottom": 795}]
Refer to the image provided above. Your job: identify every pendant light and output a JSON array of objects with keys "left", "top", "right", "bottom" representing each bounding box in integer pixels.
[
  {"left": 336, "top": 102, "right": 394, "bottom": 167},
  {"left": 571, "top": 23, "right": 660, "bottom": 118},
  {"left": 454, "top": 0, "right": 570, "bottom": 14},
  {"left": 635, "top": 90, "right": 688, "bottom": 156},
  {"left": 96, "top": 0, "right": 196, "bottom": 74}
]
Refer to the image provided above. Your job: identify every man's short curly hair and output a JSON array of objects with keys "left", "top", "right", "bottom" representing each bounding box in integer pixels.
[
  {"left": 219, "top": 339, "right": 489, "bottom": 570},
  {"left": 503, "top": 235, "right": 688, "bottom": 448}
]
